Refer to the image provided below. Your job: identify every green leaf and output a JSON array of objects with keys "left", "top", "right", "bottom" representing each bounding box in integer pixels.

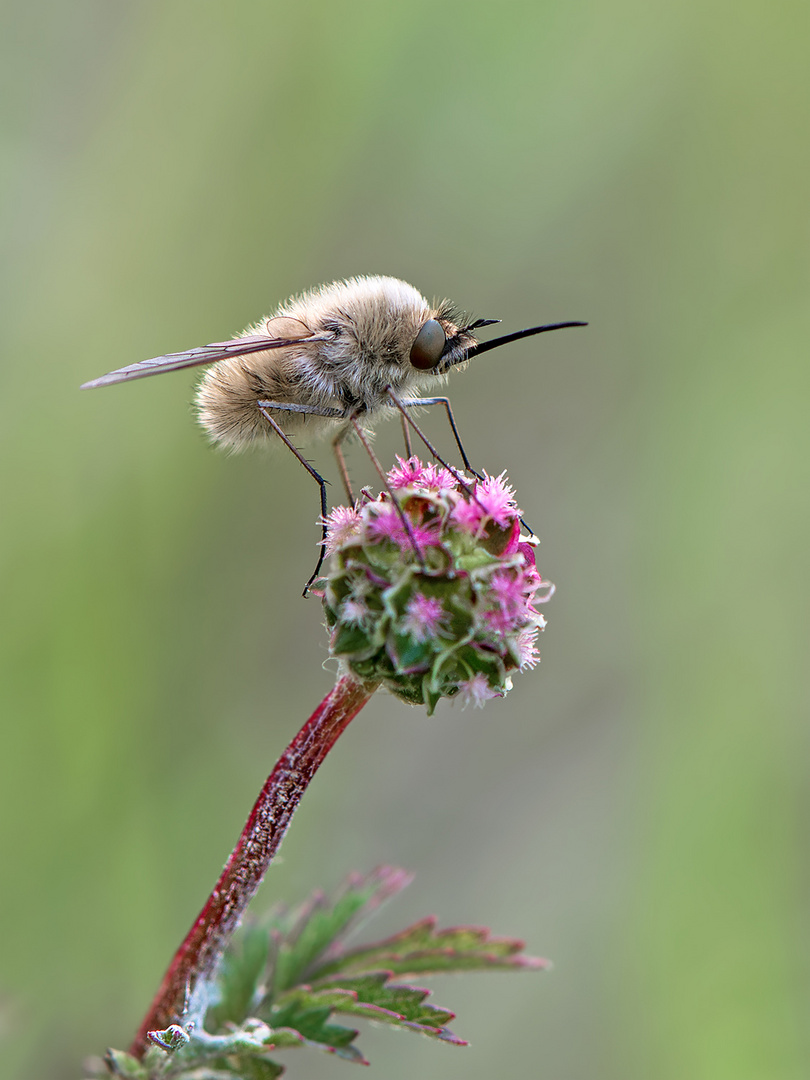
[
  {"left": 311, "top": 972, "right": 466, "bottom": 1044},
  {"left": 308, "top": 917, "right": 549, "bottom": 980},
  {"left": 270, "top": 975, "right": 467, "bottom": 1048},
  {"left": 269, "top": 867, "right": 413, "bottom": 995},
  {"left": 330, "top": 972, "right": 453, "bottom": 1023},
  {"left": 100, "top": 868, "right": 546, "bottom": 1078},
  {"left": 264, "top": 996, "right": 365, "bottom": 1063}
]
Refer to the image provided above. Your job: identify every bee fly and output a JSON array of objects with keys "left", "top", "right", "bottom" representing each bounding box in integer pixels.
[{"left": 82, "top": 275, "right": 585, "bottom": 590}]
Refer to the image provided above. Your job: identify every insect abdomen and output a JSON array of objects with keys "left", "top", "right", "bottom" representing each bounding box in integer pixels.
[{"left": 195, "top": 352, "right": 335, "bottom": 450}]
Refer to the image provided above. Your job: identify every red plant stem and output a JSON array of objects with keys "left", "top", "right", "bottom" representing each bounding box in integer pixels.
[{"left": 130, "top": 673, "right": 378, "bottom": 1058}]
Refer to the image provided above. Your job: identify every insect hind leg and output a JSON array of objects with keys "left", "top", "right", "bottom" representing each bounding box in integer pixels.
[{"left": 256, "top": 400, "right": 340, "bottom": 596}]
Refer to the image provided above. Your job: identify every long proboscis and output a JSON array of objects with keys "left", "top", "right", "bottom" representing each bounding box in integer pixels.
[{"left": 463, "top": 320, "right": 587, "bottom": 362}]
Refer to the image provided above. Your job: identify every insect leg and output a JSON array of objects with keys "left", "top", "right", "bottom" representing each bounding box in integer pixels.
[
  {"left": 400, "top": 411, "right": 414, "bottom": 458},
  {"left": 331, "top": 426, "right": 355, "bottom": 503},
  {"left": 257, "top": 399, "right": 344, "bottom": 419},
  {"left": 256, "top": 402, "right": 332, "bottom": 596},
  {"left": 385, "top": 388, "right": 475, "bottom": 496},
  {"left": 400, "top": 396, "right": 477, "bottom": 473},
  {"left": 387, "top": 389, "right": 538, "bottom": 538},
  {"left": 349, "top": 418, "right": 426, "bottom": 572}
]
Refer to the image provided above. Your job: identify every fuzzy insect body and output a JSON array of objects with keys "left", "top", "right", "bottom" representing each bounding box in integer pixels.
[
  {"left": 82, "top": 275, "right": 585, "bottom": 590},
  {"left": 194, "top": 276, "right": 476, "bottom": 450}
]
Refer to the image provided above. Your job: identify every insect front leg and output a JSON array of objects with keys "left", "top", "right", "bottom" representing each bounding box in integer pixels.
[
  {"left": 387, "top": 390, "right": 538, "bottom": 539},
  {"left": 398, "top": 395, "right": 478, "bottom": 475},
  {"left": 385, "top": 389, "right": 476, "bottom": 491}
]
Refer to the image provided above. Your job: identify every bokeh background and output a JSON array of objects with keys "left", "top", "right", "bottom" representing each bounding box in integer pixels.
[{"left": 1, "top": 2, "right": 808, "bottom": 1078}]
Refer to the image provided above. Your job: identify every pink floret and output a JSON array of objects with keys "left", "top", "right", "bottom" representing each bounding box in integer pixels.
[
  {"left": 422, "top": 462, "right": 459, "bottom": 492},
  {"left": 387, "top": 455, "right": 427, "bottom": 490},
  {"left": 323, "top": 505, "right": 364, "bottom": 554},
  {"left": 451, "top": 472, "right": 521, "bottom": 535},
  {"left": 475, "top": 472, "right": 520, "bottom": 527},
  {"left": 482, "top": 568, "right": 542, "bottom": 633},
  {"left": 515, "top": 628, "right": 541, "bottom": 669},
  {"left": 341, "top": 597, "right": 370, "bottom": 625},
  {"left": 366, "top": 505, "right": 441, "bottom": 551},
  {"left": 457, "top": 672, "right": 501, "bottom": 709},
  {"left": 451, "top": 496, "right": 486, "bottom": 534},
  {"left": 402, "top": 593, "right": 447, "bottom": 642},
  {"left": 489, "top": 568, "right": 525, "bottom": 608}
]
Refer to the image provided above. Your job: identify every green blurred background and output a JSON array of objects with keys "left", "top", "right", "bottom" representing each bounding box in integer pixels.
[{"left": 1, "top": 1, "right": 808, "bottom": 1077}]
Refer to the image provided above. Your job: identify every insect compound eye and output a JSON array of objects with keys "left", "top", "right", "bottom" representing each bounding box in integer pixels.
[{"left": 409, "top": 319, "right": 446, "bottom": 370}]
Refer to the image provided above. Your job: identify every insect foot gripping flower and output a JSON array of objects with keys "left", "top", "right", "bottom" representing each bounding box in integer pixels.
[{"left": 321, "top": 457, "right": 553, "bottom": 716}]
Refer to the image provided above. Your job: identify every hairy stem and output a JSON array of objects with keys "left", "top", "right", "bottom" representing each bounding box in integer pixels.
[{"left": 130, "top": 673, "right": 379, "bottom": 1058}]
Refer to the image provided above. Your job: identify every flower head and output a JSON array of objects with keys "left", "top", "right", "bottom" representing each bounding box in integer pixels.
[{"left": 319, "top": 457, "right": 550, "bottom": 714}]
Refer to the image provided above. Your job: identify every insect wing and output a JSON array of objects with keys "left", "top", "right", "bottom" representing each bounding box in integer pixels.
[{"left": 81, "top": 317, "right": 328, "bottom": 390}]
